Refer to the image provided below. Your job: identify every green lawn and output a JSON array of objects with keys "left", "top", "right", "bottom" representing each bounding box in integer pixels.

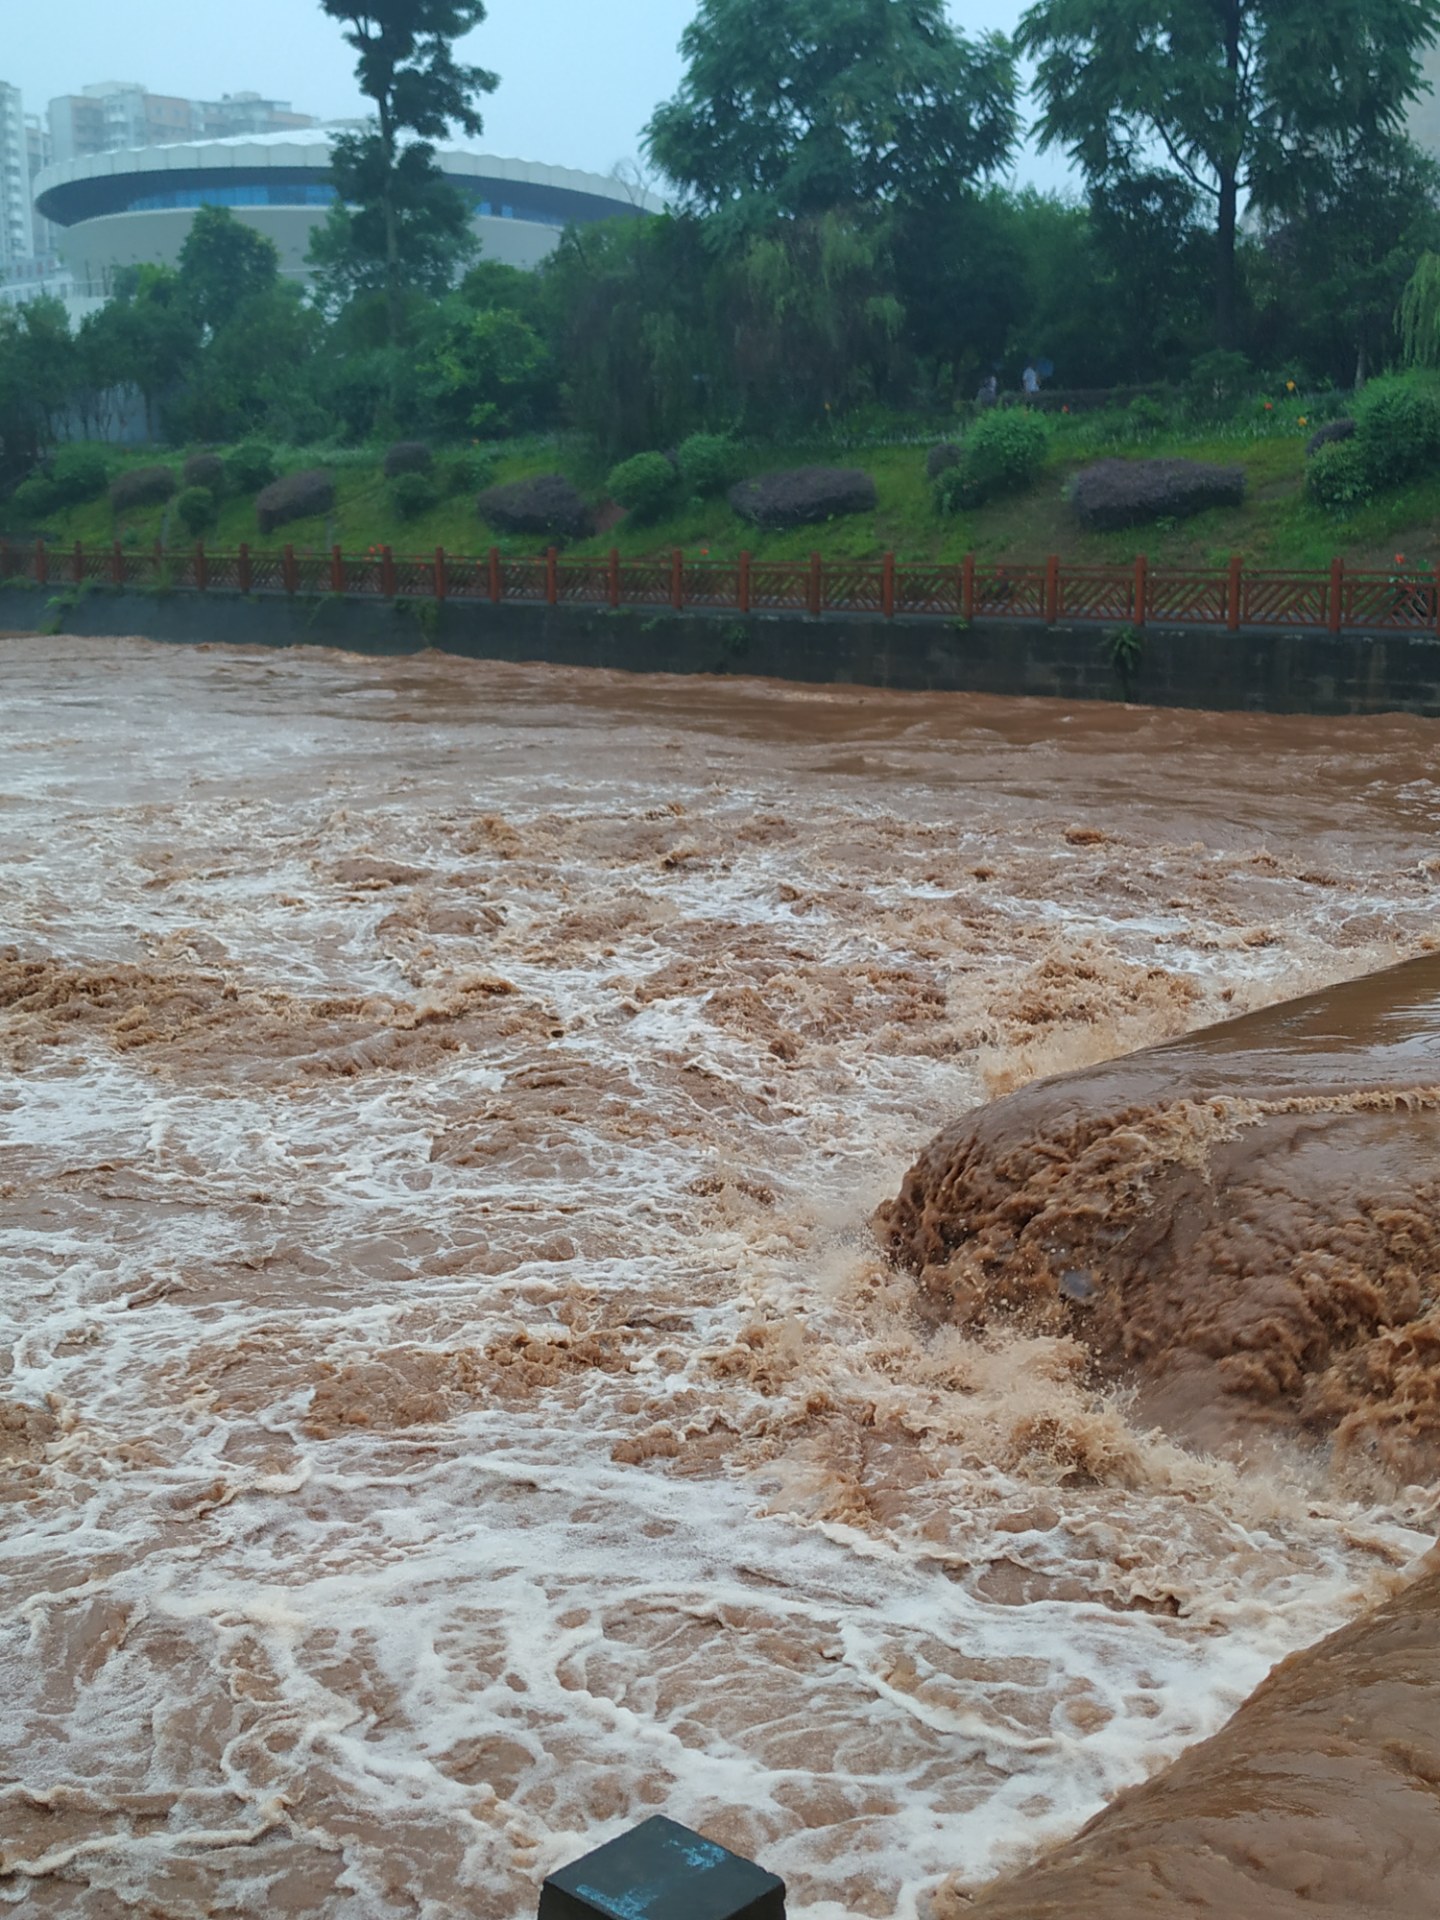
[{"left": 15, "top": 414, "right": 1440, "bottom": 577}]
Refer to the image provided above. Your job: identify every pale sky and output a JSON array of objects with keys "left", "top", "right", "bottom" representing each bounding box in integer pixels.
[{"left": 6, "top": 0, "right": 1074, "bottom": 190}]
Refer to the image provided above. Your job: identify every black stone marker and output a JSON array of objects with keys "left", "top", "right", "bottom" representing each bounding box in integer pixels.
[{"left": 538, "top": 1815, "right": 786, "bottom": 1920}]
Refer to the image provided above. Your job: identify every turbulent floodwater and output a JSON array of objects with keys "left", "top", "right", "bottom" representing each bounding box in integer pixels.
[{"left": 2, "top": 636, "right": 1438, "bottom": 1919}]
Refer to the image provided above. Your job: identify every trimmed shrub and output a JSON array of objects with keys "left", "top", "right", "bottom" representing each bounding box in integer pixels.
[
  {"left": 109, "top": 466, "right": 178, "bottom": 512},
  {"left": 174, "top": 486, "right": 216, "bottom": 536},
  {"left": 936, "top": 410, "right": 1048, "bottom": 512},
  {"left": 677, "top": 433, "right": 742, "bottom": 498},
  {"left": 1070, "top": 458, "right": 1246, "bottom": 532},
  {"left": 476, "top": 474, "right": 592, "bottom": 540},
  {"left": 607, "top": 451, "right": 680, "bottom": 523},
  {"left": 49, "top": 444, "right": 112, "bottom": 506},
  {"left": 728, "top": 466, "right": 876, "bottom": 530},
  {"left": 227, "top": 442, "right": 278, "bottom": 494},
  {"left": 925, "top": 442, "right": 961, "bottom": 480},
  {"left": 384, "top": 440, "right": 433, "bottom": 478},
  {"left": 439, "top": 448, "right": 497, "bottom": 496},
  {"left": 182, "top": 452, "right": 226, "bottom": 493},
  {"left": 388, "top": 471, "right": 438, "bottom": 521},
  {"left": 1305, "top": 438, "right": 1380, "bottom": 511},
  {"left": 256, "top": 468, "right": 334, "bottom": 536},
  {"left": 1305, "top": 418, "right": 1356, "bottom": 457}
]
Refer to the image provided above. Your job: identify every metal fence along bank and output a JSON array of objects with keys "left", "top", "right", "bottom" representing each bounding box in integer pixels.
[{"left": 6, "top": 537, "right": 1440, "bottom": 636}]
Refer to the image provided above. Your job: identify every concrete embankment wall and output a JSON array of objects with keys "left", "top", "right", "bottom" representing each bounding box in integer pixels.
[{"left": 6, "top": 585, "right": 1440, "bottom": 715}]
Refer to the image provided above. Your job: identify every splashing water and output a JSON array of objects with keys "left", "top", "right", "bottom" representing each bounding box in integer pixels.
[{"left": 1, "top": 638, "right": 1436, "bottom": 1918}]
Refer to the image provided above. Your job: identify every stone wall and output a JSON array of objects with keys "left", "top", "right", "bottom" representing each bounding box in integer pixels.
[{"left": 5, "top": 585, "right": 1440, "bottom": 715}]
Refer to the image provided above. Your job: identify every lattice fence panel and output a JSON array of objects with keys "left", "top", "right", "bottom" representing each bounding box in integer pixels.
[
  {"left": 748, "top": 563, "right": 810, "bottom": 611},
  {"left": 1346, "top": 573, "right": 1437, "bottom": 631},
  {"left": 973, "top": 565, "right": 1045, "bottom": 619},
  {"left": 1058, "top": 569, "right": 1135, "bottom": 624},
  {"left": 682, "top": 562, "right": 742, "bottom": 607},
  {"left": 1148, "top": 573, "right": 1228, "bottom": 625},
  {"left": 1243, "top": 574, "right": 1328, "bottom": 628},
  {"left": 823, "top": 563, "right": 885, "bottom": 614}
]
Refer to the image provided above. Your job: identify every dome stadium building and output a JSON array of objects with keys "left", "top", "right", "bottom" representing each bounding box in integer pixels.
[{"left": 32, "top": 131, "right": 661, "bottom": 296}]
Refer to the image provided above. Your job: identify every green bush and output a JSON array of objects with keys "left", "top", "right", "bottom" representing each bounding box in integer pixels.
[
  {"left": 1353, "top": 375, "right": 1440, "bottom": 488},
  {"left": 8, "top": 475, "right": 57, "bottom": 521},
  {"left": 1305, "top": 437, "right": 1379, "bottom": 510},
  {"left": 607, "top": 450, "right": 679, "bottom": 523},
  {"left": 1184, "top": 349, "right": 1253, "bottom": 421},
  {"left": 49, "top": 444, "right": 112, "bottom": 505},
  {"left": 1126, "top": 395, "right": 1168, "bottom": 437},
  {"left": 676, "top": 433, "right": 741, "bottom": 498},
  {"left": 388, "top": 471, "right": 439, "bottom": 521},
  {"left": 174, "top": 486, "right": 216, "bottom": 536},
  {"left": 227, "top": 442, "right": 278, "bottom": 494},
  {"left": 937, "top": 410, "right": 1049, "bottom": 512},
  {"left": 438, "top": 448, "right": 497, "bottom": 497}
]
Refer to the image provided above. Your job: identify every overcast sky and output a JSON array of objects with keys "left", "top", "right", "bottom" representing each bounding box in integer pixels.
[{"left": 7, "top": 0, "right": 1073, "bottom": 191}]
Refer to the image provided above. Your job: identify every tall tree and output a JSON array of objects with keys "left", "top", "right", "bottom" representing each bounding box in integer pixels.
[
  {"left": 1016, "top": 0, "right": 1440, "bottom": 349},
  {"left": 177, "top": 204, "right": 280, "bottom": 337},
  {"left": 644, "top": 0, "right": 1017, "bottom": 229},
  {"left": 316, "top": 1, "right": 498, "bottom": 334},
  {"left": 1258, "top": 135, "right": 1440, "bottom": 384}
]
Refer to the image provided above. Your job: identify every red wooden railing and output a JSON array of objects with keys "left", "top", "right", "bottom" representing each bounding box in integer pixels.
[{"left": 5, "top": 538, "right": 1439, "bottom": 637}]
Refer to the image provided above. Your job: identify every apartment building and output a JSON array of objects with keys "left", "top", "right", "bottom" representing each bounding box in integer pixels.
[
  {"left": 0, "top": 80, "right": 33, "bottom": 270},
  {"left": 47, "top": 82, "right": 315, "bottom": 164}
]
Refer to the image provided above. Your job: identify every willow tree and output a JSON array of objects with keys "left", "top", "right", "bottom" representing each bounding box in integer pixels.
[
  {"left": 1016, "top": 0, "right": 1440, "bottom": 350},
  {"left": 315, "top": 1, "right": 498, "bottom": 335}
]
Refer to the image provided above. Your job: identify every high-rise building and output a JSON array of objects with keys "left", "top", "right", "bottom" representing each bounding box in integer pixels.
[
  {"left": 1412, "top": 45, "right": 1440, "bottom": 156},
  {"left": 47, "top": 82, "right": 316, "bottom": 164},
  {"left": 0, "top": 80, "right": 34, "bottom": 269}
]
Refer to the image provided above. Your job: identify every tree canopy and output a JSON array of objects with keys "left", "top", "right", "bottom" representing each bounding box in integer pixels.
[
  {"left": 1016, "top": 0, "right": 1440, "bottom": 347},
  {"left": 644, "top": 0, "right": 1017, "bottom": 227},
  {"left": 316, "top": 1, "right": 498, "bottom": 333}
]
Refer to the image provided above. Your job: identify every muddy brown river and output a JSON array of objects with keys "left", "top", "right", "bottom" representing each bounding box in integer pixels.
[{"left": 2, "top": 635, "right": 1439, "bottom": 1918}]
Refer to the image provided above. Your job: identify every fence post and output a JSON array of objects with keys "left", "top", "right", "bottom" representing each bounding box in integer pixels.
[
  {"left": 1227, "top": 553, "right": 1242, "bottom": 633},
  {"left": 111, "top": 540, "right": 124, "bottom": 587},
  {"left": 488, "top": 546, "right": 502, "bottom": 604},
  {"left": 195, "top": 541, "right": 207, "bottom": 592},
  {"left": 34, "top": 540, "right": 47, "bottom": 587},
  {"left": 72, "top": 540, "right": 84, "bottom": 585},
  {"left": 738, "top": 550, "right": 751, "bottom": 616},
  {"left": 281, "top": 544, "right": 297, "bottom": 595},
  {"left": 1134, "top": 554, "right": 1148, "bottom": 629},
  {"left": 238, "top": 543, "right": 252, "bottom": 594},
  {"left": 608, "top": 547, "right": 620, "bottom": 609},
  {"left": 1044, "top": 553, "right": 1060, "bottom": 626},
  {"left": 331, "top": 544, "right": 345, "bottom": 595},
  {"left": 807, "top": 551, "right": 822, "bottom": 618},
  {"left": 961, "top": 553, "right": 975, "bottom": 625},
  {"left": 881, "top": 551, "right": 895, "bottom": 620},
  {"left": 546, "top": 546, "right": 559, "bottom": 606},
  {"left": 379, "top": 545, "right": 395, "bottom": 597},
  {"left": 667, "top": 548, "right": 682, "bottom": 612},
  {"left": 1328, "top": 556, "right": 1343, "bottom": 635},
  {"left": 434, "top": 546, "right": 447, "bottom": 602}
]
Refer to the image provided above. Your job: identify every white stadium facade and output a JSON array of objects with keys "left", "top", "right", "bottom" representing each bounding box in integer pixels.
[{"left": 31, "top": 131, "right": 662, "bottom": 298}]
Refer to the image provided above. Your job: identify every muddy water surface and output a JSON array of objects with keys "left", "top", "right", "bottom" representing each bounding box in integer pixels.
[{"left": 2, "top": 637, "right": 1439, "bottom": 1918}]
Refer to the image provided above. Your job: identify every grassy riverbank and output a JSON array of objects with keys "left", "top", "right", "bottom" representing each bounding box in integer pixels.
[{"left": 11, "top": 404, "right": 1440, "bottom": 574}]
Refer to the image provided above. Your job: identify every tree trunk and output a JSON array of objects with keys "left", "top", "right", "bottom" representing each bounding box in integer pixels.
[
  {"left": 379, "top": 102, "right": 401, "bottom": 351},
  {"left": 1216, "top": 168, "right": 1239, "bottom": 350},
  {"left": 1355, "top": 340, "right": 1369, "bottom": 389},
  {"left": 1215, "top": 0, "right": 1243, "bottom": 351}
]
